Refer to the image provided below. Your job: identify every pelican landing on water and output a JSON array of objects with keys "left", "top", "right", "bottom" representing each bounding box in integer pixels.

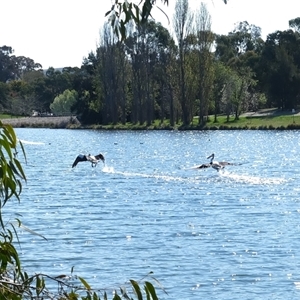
[
  {"left": 72, "top": 153, "right": 105, "bottom": 168},
  {"left": 197, "top": 153, "right": 239, "bottom": 171}
]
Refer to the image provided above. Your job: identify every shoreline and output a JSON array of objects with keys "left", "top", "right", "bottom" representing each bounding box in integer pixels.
[{"left": 1, "top": 110, "right": 300, "bottom": 130}]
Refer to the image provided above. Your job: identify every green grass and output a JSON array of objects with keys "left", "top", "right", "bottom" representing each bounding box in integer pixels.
[
  {"left": 203, "top": 115, "right": 300, "bottom": 130},
  {"left": 78, "top": 114, "right": 300, "bottom": 130},
  {"left": 79, "top": 115, "right": 300, "bottom": 130},
  {"left": 0, "top": 114, "right": 22, "bottom": 119}
]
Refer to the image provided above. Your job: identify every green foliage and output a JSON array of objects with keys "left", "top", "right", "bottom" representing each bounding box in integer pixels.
[
  {"left": 260, "top": 30, "right": 300, "bottom": 109},
  {"left": 0, "top": 122, "right": 26, "bottom": 206},
  {"left": 0, "top": 46, "right": 42, "bottom": 83},
  {"left": 50, "top": 89, "right": 78, "bottom": 116},
  {"left": 105, "top": 0, "right": 169, "bottom": 40},
  {"left": 0, "top": 121, "right": 26, "bottom": 298},
  {"left": 105, "top": 0, "right": 227, "bottom": 41},
  {"left": 289, "top": 17, "right": 300, "bottom": 32},
  {"left": 0, "top": 82, "right": 9, "bottom": 109}
]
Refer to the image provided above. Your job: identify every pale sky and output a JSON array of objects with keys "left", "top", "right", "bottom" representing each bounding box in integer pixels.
[{"left": 1, "top": 0, "right": 300, "bottom": 69}]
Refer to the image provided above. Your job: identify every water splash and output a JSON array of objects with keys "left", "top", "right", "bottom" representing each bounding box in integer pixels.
[
  {"left": 102, "top": 165, "right": 115, "bottom": 173},
  {"left": 219, "top": 170, "right": 286, "bottom": 185},
  {"left": 103, "top": 165, "right": 286, "bottom": 186},
  {"left": 102, "top": 165, "right": 187, "bottom": 182},
  {"left": 294, "top": 282, "right": 300, "bottom": 289},
  {"left": 19, "top": 139, "right": 45, "bottom": 145}
]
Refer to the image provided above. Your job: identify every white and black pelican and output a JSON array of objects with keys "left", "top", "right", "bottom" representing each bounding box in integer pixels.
[
  {"left": 197, "top": 153, "right": 236, "bottom": 171},
  {"left": 72, "top": 153, "right": 105, "bottom": 168}
]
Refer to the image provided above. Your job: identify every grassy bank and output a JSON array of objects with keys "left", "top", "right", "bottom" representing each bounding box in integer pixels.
[
  {"left": 199, "top": 114, "right": 300, "bottom": 130},
  {"left": 1, "top": 111, "right": 300, "bottom": 130},
  {"left": 80, "top": 114, "right": 300, "bottom": 130}
]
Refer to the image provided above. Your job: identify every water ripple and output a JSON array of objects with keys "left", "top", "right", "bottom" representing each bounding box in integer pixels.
[{"left": 6, "top": 129, "right": 300, "bottom": 300}]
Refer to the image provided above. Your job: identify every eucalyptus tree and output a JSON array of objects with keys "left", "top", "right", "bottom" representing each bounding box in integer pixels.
[
  {"left": 231, "top": 67, "right": 256, "bottom": 119},
  {"left": 173, "top": 0, "right": 194, "bottom": 125},
  {"left": 0, "top": 46, "right": 45, "bottom": 115},
  {"left": 14, "top": 56, "right": 43, "bottom": 78},
  {"left": 29, "top": 67, "right": 74, "bottom": 113},
  {"left": 105, "top": 0, "right": 227, "bottom": 41},
  {"left": 0, "top": 46, "right": 42, "bottom": 83},
  {"left": 70, "top": 54, "right": 103, "bottom": 124},
  {"left": 289, "top": 17, "right": 300, "bottom": 32},
  {"left": 230, "top": 21, "right": 262, "bottom": 54},
  {"left": 212, "top": 61, "right": 228, "bottom": 122},
  {"left": 61, "top": 66, "right": 94, "bottom": 115},
  {"left": 221, "top": 67, "right": 255, "bottom": 120},
  {"left": 214, "top": 21, "right": 265, "bottom": 117},
  {"left": 215, "top": 21, "right": 263, "bottom": 66},
  {"left": 22, "top": 69, "right": 44, "bottom": 84},
  {"left": 7, "top": 79, "right": 35, "bottom": 116},
  {"left": 62, "top": 66, "right": 83, "bottom": 92},
  {"left": 259, "top": 29, "right": 300, "bottom": 109},
  {"left": 45, "top": 67, "right": 72, "bottom": 97},
  {"left": 0, "top": 82, "right": 9, "bottom": 110},
  {"left": 193, "top": 2, "right": 214, "bottom": 125},
  {"left": 0, "top": 46, "right": 19, "bottom": 82},
  {"left": 220, "top": 69, "right": 238, "bottom": 121},
  {"left": 31, "top": 77, "right": 56, "bottom": 112},
  {"left": 213, "top": 62, "right": 261, "bottom": 120}
]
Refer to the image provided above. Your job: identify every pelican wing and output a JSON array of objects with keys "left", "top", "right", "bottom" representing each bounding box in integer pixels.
[
  {"left": 197, "top": 163, "right": 211, "bottom": 169},
  {"left": 72, "top": 154, "right": 87, "bottom": 168}
]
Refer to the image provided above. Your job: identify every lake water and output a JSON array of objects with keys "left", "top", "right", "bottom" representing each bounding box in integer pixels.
[{"left": 4, "top": 128, "right": 300, "bottom": 299}]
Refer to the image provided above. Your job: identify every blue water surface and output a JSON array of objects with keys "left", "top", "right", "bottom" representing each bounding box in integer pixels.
[{"left": 4, "top": 128, "right": 300, "bottom": 300}]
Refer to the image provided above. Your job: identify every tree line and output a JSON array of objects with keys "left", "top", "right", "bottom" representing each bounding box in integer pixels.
[{"left": 1, "top": 1, "right": 300, "bottom": 127}]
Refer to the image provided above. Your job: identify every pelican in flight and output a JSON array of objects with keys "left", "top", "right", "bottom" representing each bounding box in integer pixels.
[
  {"left": 197, "top": 153, "right": 236, "bottom": 171},
  {"left": 72, "top": 153, "right": 105, "bottom": 168}
]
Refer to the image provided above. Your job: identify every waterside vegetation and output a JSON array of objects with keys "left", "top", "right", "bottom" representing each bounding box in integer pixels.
[
  {"left": 2, "top": 109, "right": 300, "bottom": 130},
  {"left": 2, "top": 3, "right": 300, "bottom": 130}
]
